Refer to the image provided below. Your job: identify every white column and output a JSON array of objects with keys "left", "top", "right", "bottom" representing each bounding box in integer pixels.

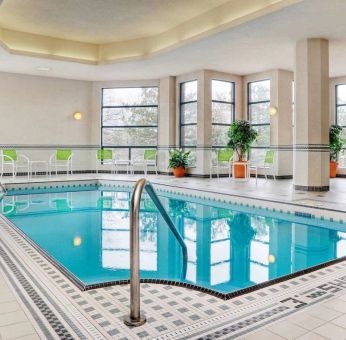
[
  {"left": 293, "top": 38, "right": 330, "bottom": 191},
  {"left": 196, "top": 71, "right": 212, "bottom": 176},
  {"left": 158, "top": 76, "right": 176, "bottom": 174},
  {"left": 271, "top": 70, "right": 294, "bottom": 178}
]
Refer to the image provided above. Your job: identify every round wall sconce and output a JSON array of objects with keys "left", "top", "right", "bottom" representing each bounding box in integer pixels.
[
  {"left": 269, "top": 106, "right": 278, "bottom": 116},
  {"left": 73, "top": 112, "right": 82, "bottom": 120},
  {"left": 73, "top": 236, "right": 82, "bottom": 247},
  {"left": 268, "top": 254, "right": 276, "bottom": 264}
]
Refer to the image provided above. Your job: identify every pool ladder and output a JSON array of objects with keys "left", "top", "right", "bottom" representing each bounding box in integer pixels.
[
  {"left": 124, "top": 179, "right": 188, "bottom": 327},
  {"left": 0, "top": 182, "right": 6, "bottom": 201}
]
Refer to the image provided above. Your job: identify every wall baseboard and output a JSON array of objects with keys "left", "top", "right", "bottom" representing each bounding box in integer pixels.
[{"left": 293, "top": 185, "right": 330, "bottom": 192}]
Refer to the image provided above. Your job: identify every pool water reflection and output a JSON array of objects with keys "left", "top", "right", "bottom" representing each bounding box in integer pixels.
[{"left": 2, "top": 188, "right": 346, "bottom": 294}]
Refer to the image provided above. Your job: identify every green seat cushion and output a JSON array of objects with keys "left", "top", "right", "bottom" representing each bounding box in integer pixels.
[
  {"left": 264, "top": 150, "right": 274, "bottom": 164},
  {"left": 3, "top": 149, "right": 17, "bottom": 162},
  {"left": 217, "top": 149, "right": 233, "bottom": 162},
  {"left": 56, "top": 149, "right": 72, "bottom": 161},
  {"left": 144, "top": 150, "right": 157, "bottom": 161},
  {"left": 97, "top": 149, "right": 113, "bottom": 161}
]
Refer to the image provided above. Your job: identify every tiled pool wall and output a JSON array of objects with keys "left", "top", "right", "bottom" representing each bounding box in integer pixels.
[{"left": 3, "top": 178, "right": 346, "bottom": 224}]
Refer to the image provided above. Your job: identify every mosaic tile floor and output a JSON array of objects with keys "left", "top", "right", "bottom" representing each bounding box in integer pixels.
[{"left": 1, "top": 175, "right": 346, "bottom": 339}]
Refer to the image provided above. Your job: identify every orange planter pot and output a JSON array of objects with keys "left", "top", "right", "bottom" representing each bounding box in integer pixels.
[
  {"left": 330, "top": 161, "right": 338, "bottom": 178},
  {"left": 173, "top": 166, "right": 186, "bottom": 177},
  {"left": 234, "top": 162, "right": 247, "bottom": 178}
]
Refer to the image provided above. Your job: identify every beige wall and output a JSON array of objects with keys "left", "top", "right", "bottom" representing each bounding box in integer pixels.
[
  {"left": 1, "top": 68, "right": 344, "bottom": 177},
  {"left": 0, "top": 71, "right": 93, "bottom": 170}
]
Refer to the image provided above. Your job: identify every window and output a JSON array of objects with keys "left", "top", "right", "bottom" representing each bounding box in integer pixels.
[
  {"left": 335, "top": 84, "right": 346, "bottom": 145},
  {"left": 101, "top": 87, "right": 158, "bottom": 160},
  {"left": 211, "top": 80, "right": 235, "bottom": 147},
  {"left": 248, "top": 80, "right": 271, "bottom": 159},
  {"left": 180, "top": 80, "right": 198, "bottom": 166}
]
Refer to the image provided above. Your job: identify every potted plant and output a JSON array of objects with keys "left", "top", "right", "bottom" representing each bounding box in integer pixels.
[
  {"left": 330, "top": 124, "right": 344, "bottom": 178},
  {"left": 168, "top": 149, "right": 191, "bottom": 177},
  {"left": 228, "top": 120, "right": 258, "bottom": 178}
]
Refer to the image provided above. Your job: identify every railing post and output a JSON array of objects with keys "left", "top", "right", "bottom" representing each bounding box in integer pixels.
[{"left": 124, "top": 178, "right": 147, "bottom": 327}]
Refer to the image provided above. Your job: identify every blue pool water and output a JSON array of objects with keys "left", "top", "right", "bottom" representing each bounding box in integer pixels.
[{"left": 2, "top": 185, "right": 346, "bottom": 294}]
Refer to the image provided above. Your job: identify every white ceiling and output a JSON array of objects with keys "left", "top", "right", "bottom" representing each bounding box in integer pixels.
[
  {"left": 1, "top": 0, "right": 346, "bottom": 81},
  {"left": 0, "top": 0, "right": 229, "bottom": 43}
]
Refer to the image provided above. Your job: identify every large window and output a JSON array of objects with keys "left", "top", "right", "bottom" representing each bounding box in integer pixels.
[
  {"left": 101, "top": 87, "right": 158, "bottom": 160},
  {"left": 211, "top": 80, "right": 235, "bottom": 147},
  {"left": 335, "top": 84, "right": 346, "bottom": 144},
  {"left": 248, "top": 80, "right": 271, "bottom": 159},
  {"left": 180, "top": 80, "right": 198, "bottom": 166}
]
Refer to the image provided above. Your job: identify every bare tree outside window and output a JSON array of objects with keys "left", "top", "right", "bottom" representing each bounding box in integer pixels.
[
  {"left": 101, "top": 87, "right": 158, "bottom": 160},
  {"left": 248, "top": 80, "right": 271, "bottom": 160}
]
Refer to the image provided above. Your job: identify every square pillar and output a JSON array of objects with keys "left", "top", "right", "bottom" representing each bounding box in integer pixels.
[
  {"left": 271, "top": 70, "right": 294, "bottom": 178},
  {"left": 158, "top": 76, "right": 176, "bottom": 174},
  {"left": 293, "top": 38, "right": 330, "bottom": 191},
  {"left": 196, "top": 71, "right": 212, "bottom": 175}
]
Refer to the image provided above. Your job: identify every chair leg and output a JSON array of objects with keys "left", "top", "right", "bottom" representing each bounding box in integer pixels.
[{"left": 155, "top": 165, "right": 158, "bottom": 175}]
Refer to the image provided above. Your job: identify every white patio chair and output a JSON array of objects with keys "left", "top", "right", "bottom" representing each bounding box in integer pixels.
[
  {"left": 0, "top": 149, "right": 30, "bottom": 181},
  {"left": 49, "top": 149, "right": 73, "bottom": 176}
]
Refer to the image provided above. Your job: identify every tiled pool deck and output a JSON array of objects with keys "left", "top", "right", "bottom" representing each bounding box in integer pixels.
[{"left": 1, "top": 174, "right": 346, "bottom": 339}]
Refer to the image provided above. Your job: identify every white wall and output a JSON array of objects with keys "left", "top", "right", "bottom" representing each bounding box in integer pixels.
[{"left": 0, "top": 71, "right": 93, "bottom": 171}]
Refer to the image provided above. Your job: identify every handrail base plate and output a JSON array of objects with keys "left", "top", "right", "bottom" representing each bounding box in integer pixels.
[{"left": 124, "top": 314, "right": 147, "bottom": 327}]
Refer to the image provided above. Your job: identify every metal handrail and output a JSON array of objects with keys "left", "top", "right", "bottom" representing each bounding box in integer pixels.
[
  {"left": 0, "top": 182, "right": 6, "bottom": 201},
  {"left": 145, "top": 182, "right": 188, "bottom": 278},
  {"left": 124, "top": 179, "right": 188, "bottom": 327}
]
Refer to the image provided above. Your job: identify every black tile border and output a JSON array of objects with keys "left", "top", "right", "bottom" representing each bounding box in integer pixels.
[
  {"left": 293, "top": 185, "right": 330, "bottom": 192},
  {"left": 0, "top": 242, "right": 75, "bottom": 339},
  {"left": 6, "top": 177, "right": 344, "bottom": 215},
  {"left": 2, "top": 170, "right": 294, "bottom": 179},
  {"left": 2, "top": 214, "right": 346, "bottom": 301}
]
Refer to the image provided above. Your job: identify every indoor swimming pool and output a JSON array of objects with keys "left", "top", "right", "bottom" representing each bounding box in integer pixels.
[{"left": 2, "top": 184, "right": 346, "bottom": 295}]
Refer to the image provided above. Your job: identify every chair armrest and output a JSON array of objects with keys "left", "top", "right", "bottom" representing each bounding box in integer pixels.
[
  {"left": 17, "top": 154, "right": 30, "bottom": 164},
  {"left": 2, "top": 155, "right": 15, "bottom": 163},
  {"left": 49, "top": 154, "right": 55, "bottom": 165}
]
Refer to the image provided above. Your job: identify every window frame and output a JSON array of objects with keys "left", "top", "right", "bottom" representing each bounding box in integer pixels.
[
  {"left": 179, "top": 80, "right": 198, "bottom": 148},
  {"left": 247, "top": 79, "right": 271, "bottom": 151},
  {"left": 101, "top": 86, "right": 159, "bottom": 160},
  {"left": 335, "top": 84, "right": 346, "bottom": 129},
  {"left": 211, "top": 79, "right": 236, "bottom": 148}
]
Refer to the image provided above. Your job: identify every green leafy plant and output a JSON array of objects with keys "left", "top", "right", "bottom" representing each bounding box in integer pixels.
[
  {"left": 330, "top": 124, "right": 344, "bottom": 162},
  {"left": 228, "top": 120, "right": 258, "bottom": 161},
  {"left": 168, "top": 149, "right": 191, "bottom": 169}
]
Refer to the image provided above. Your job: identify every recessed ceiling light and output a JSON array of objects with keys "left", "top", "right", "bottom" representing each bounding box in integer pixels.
[{"left": 37, "top": 67, "right": 51, "bottom": 71}]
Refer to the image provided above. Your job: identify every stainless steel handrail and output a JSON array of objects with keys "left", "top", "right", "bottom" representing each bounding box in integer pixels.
[
  {"left": 124, "top": 178, "right": 188, "bottom": 327},
  {"left": 145, "top": 182, "right": 188, "bottom": 278},
  {"left": 0, "top": 182, "right": 6, "bottom": 201},
  {"left": 124, "top": 178, "right": 147, "bottom": 327}
]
